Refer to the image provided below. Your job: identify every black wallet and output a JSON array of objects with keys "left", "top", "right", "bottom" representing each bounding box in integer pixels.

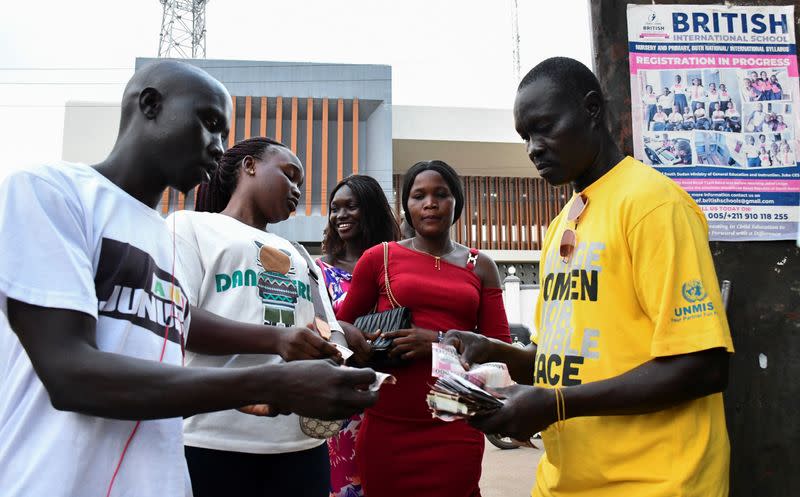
[
  {"left": 353, "top": 306, "right": 411, "bottom": 364},
  {"left": 353, "top": 306, "right": 411, "bottom": 350}
]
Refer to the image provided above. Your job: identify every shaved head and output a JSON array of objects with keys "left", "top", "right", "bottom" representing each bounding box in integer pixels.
[
  {"left": 119, "top": 60, "right": 229, "bottom": 132},
  {"left": 100, "top": 60, "right": 232, "bottom": 202}
]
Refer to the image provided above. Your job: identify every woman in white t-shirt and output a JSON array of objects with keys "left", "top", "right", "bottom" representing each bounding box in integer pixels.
[
  {"left": 652, "top": 105, "right": 668, "bottom": 131},
  {"left": 170, "top": 137, "right": 347, "bottom": 497},
  {"left": 744, "top": 136, "right": 761, "bottom": 167},
  {"left": 769, "top": 142, "right": 781, "bottom": 167},
  {"left": 681, "top": 108, "right": 695, "bottom": 130},
  {"left": 747, "top": 103, "right": 766, "bottom": 132},
  {"left": 694, "top": 105, "right": 710, "bottom": 130},
  {"left": 671, "top": 74, "right": 689, "bottom": 113},
  {"left": 725, "top": 101, "right": 740, "bottom": 119},
  {"left": 657, "top": 87, "right": 674, "bottom": 117},
  {"left": 666, "top": 105, "right": 684, "bottom": 131},
  {"left": 725, "top": 101, "right": 741, "bottom": 132},
  {"left": 711, "top": 102, "right": 726, "bottom": 131},
  {"left": 718, "top": 83, "right": 732, "bottom": 111},
  {"left": 707, "top": 82, "right": 720, "bottom": 109},
  {"left": 690, "top": 78, "right": 706, "bottom": 112},
  {"left": 778, "top": 141, "right": 794, "bottom": 166}
]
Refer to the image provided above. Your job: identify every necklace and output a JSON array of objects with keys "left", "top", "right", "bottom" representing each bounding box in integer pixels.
[{"left": 411, "top": 238, "right": 456, "bottom": 270}]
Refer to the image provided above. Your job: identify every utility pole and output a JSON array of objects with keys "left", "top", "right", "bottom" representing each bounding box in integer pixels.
[
  {"left": 158, "top": 0, "right": 208, "bottom": 58},
  {"left": 511, "top": 0, "right": 521, "bottom": 83}
]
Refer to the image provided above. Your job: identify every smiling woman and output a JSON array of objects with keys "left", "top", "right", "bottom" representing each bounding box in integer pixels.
[
  {"left": 317, "top": 174, "right": 399, "bottom": 497},
  {"left": 321, "top": 175, "right": 400, "bottom": 277}
]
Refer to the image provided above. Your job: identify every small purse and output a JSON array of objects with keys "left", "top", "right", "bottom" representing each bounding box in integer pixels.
[
  {"left": 299, "top": 415, "right": 344, "bottom": 440},
  {"left": 353, "top": 307, "right": 411, "bottom": 352},
  {"left": 353, "top": 242, "right": 411, "bottom": 368}
]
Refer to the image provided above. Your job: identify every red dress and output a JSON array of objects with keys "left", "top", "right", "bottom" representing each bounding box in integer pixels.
[{"left": 338, "top": 242, "right": 511, "bottom": 497}]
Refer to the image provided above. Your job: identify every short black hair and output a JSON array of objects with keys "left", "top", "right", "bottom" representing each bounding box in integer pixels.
[
  {"left": 518, "top": 57, "right": 603, "bottom": 103},
  {"left": 401, "top": 160, "right": 464, "bottom": 227},
  {"left": 322, "top": 175, "right": 400, "bottom": 258}
]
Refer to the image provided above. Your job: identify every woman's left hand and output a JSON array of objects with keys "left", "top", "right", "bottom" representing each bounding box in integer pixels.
[{"left": 383, "top": 327, "right": 438, "bottom": 361}]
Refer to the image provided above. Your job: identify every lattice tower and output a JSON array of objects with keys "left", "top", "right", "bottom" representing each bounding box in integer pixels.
[{"left": 158, "top": 0, "right": 208, "bottom": 58}]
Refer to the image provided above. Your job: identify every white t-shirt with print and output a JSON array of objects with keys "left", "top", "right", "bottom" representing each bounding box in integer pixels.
[
  {"left": 169, "top": 210, "right": 340, "bottom": 454},
  {"left": 0, "top": 162, "right": 191, "bottom": 497}
]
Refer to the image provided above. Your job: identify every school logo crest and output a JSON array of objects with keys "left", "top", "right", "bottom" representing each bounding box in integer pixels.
[{"left": 681, "top": 279, "right": 707, "bottom": 303}]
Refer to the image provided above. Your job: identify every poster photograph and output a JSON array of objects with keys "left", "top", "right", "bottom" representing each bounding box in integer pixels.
[{"left": 628, "top": 4, "right": 800, "bottom": 241}]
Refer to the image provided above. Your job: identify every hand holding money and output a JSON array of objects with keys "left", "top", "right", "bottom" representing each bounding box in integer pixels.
[
  {"left": 427, "top": 343, "right": 515, "bottom": 421},
  {"left": 276, "top": 323, "right": 343, "bottom": 363},
  {"left": 238, "top": 370, "right": 395, "bottom": 418},
  {"left": 468, "top": 384, "right": 555, "bottom": 445},
  {"left": 261, "top": 361, "right": 380, "bottom": 420},
  {"left": 440, "top": 330, "right": 498, "bottom": 369}
]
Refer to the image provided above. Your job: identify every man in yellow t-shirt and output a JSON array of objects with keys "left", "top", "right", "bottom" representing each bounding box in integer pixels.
[{"left": 444, "top": 57, "right": 733, "bottom": 497}]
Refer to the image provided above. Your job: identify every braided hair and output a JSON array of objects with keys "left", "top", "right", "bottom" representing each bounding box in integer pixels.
[
  {"left": 195, "top": 136, "right": 288, "bottom": 213},
  {"left": 321, "top": 175, "right": 400, "bottom": 258}
]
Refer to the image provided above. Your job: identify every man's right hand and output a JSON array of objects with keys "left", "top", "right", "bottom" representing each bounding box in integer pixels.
[
  {"left": 442, "top": 330, "right": 496, "bottom": 369},
  {"left": 276, "top": 325, "right": 342, "bottom": 363},
  {"left": 267, "top": 361, "right": 379, "bottom": 420}
]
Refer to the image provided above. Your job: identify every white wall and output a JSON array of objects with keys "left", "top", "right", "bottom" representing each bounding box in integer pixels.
[
  {"left": 392, "top": 105, "right": 520, "bottom": 143},
  {"left": 502, "top": 276, "right": 539, "bottom": 339},
  {"left": 62, "top": 102, "right": 120, "bottom": 164},
  {"left": 519, "top": 285, "right": 539, "bottom": 337}
]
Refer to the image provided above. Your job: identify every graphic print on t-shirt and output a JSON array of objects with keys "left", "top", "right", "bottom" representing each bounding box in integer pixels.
[
  {"left": 535, "top": 241, "right": 605, "bottom": 387},
  {"left": 255, "top": 241, "right": 298, "bottom": 327},
  {"left": 95, "top": 238, "right": 189, "bottom": 343}
]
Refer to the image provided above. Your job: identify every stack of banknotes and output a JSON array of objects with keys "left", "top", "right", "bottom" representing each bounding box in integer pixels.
[{"left": 426, "top": 343, "right": 514, "bottom": 421}]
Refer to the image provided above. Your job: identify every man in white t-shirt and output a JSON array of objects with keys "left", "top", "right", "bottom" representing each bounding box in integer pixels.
[{"left": 0, "top": 60, "right": 378, "bottom": 497}]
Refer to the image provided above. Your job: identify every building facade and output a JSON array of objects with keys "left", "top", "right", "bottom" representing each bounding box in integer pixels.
[{"left": 62, "top": 58, "right": 571, "bottom": 332}]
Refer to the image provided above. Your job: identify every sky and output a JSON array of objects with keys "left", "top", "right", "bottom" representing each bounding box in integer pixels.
[{"left": 0, "top": 0, "right": 592, "bottom": 178}]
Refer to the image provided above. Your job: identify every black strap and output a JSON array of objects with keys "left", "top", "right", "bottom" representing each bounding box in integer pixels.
[{"left": 290, "top": 242, "right": 327, "bottom": 320}]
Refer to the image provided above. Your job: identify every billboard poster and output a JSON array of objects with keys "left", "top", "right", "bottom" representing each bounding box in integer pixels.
[{"left": 628, "top": 4, "right": 800, "bottom": 241}]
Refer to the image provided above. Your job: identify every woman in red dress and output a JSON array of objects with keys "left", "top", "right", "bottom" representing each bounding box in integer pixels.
[{"left": 338, "top": 160, "right": 511, "bottom": 497}]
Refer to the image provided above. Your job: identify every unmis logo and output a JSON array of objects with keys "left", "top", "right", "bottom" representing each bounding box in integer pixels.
[
  {"left": 673, "top": 279, "right": 715, "bottom": 321},
  {"left": 681, "top": 280, "right": 707, "bottom": 303}
]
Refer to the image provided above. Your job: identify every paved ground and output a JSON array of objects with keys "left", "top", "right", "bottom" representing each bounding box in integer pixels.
[{"left": 480, "top": 440, "right": 543, "bottom": 497}]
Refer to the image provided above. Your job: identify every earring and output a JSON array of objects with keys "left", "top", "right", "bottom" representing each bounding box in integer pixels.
[{"left": 247, "top": 168, "right": 255, "bottom": 176}]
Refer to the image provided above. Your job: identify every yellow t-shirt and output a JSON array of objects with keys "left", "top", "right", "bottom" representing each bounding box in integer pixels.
[{"left": 532, "top": 156, "right": 734, "bottom": 497}]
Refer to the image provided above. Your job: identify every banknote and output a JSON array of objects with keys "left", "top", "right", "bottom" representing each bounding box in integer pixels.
[
  {"left": 370, "top": 371, "right": 397, "bottom": 392},
  {"left": 332, "top": 342, "right": 354, "bottom": 361},
  {"left": 427, "top": 344, "right": 510, "bottom": 422},
  {"left": 431, "top": 343, "right": 514, "bottom": 389},
  {"left": 239, "top": 367, "right": 395, "bottom": 418}
]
